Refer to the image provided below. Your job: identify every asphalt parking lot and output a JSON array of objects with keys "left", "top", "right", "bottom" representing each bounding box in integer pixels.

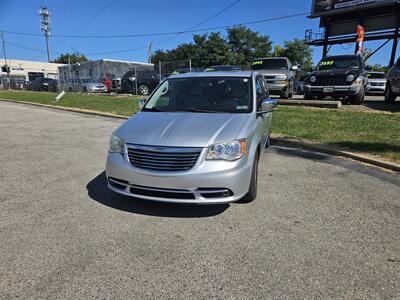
[{"left": 1, "top": 101, "right": 399, "bottom": 299}]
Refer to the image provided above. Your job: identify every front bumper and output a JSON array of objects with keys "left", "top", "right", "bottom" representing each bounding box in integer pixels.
[
  {"left": 304, "top": 84, "right": 362, "bottom": 97},
  {"left": 89, "top": 88, "right": 107, "bottom": 93},
  {"left": 366, "top": 85, "right": 385, "bottom": 94},
  {"left": 105, "top": 149, "right": 252, "bottom": 204},
  {"left": 267, "top": 83, "right": 288, "bottom": 95}
]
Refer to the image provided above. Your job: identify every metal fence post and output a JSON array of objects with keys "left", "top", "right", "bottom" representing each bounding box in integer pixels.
[{"left": 189, "top": 59, "right": 192, "bottom": 72}]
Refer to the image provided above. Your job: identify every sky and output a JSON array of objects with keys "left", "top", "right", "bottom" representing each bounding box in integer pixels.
[{"left": 0, "top": 0, "right": 396, "bottom": 66}]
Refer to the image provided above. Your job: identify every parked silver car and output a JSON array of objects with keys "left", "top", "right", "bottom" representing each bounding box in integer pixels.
[
  {"left": 366, "top": 72, "right": 386, "bottom": 95},
  {"left": 106, "top": 71, "right": 277, "bottom": 204},
  {"left": 64, "top": 78, "right": 107, "bottom": 93},
  {"left": 81, "top": 78, "right": 107, "bottom": 93},
  {"left": 251, "top": 57, "right": 297, "bottom": 99}
]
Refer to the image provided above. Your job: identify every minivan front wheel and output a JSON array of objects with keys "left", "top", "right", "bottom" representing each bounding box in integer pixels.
[
  {"left": 239, "top": 151, "right": 259, "bottom": 203},
  {"left": 138, "top": 84, "right": 149, "bottom": 95}
]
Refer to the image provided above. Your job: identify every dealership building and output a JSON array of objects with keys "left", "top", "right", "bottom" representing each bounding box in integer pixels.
[{"left": 0, "top": 59, "right": 65, "bottom": 81}]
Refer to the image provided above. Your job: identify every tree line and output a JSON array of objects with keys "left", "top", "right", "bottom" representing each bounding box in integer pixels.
[{"left": 151, "top": 26, "right": 314, "bottom": 71}]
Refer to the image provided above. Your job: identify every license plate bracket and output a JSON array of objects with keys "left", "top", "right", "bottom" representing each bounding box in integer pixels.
[{"left": 323, "top": 87, "right": 334, "bottom": 93}]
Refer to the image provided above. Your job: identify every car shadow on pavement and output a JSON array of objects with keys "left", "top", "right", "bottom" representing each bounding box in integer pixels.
[
  {"left": 86, "top": 172, "right": 229, "bottom": 218},
  {"left": 272, "top": 146, "right": 329, "bottom": 161},
  {"left": 362, "top": 100, "right": 400, "bottom": 113}
]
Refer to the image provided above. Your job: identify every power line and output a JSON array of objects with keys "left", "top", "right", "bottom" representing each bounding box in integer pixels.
[
  {"left": 153, "top": 0, "right": 242, "bottom": 47},
  {"left": 2, "top": 12, "right": 309, "bottom": 39},
  {"left": 5, "top": 11, "right": 309, "bottom": 58}
]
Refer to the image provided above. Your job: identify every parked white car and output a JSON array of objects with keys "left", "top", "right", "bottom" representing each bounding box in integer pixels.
[{"left": 366, "top": 72, "right": 386, "bottom": 95}]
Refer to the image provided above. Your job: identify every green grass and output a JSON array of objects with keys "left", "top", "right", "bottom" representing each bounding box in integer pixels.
[
  {"left": 0, "top": 90, "right": 139, "bottom": 116},
  {"left": 272, "top": 106, "right": 400, "bottom": 163},
  {"left": 1, "top": 90, "right": 399, "bottom": 163}
]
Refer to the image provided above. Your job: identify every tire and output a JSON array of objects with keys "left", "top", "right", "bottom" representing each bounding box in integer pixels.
[
  {"left": 83, "top": 87, "right": 87, "bottom": 93},
  {"left": 138, "top": 84, "right": 150, "bottom": 96},
  {"left": 289, "top": 88, "right": 293, "bottom": 99},
  {"left": 68, "top": 87, "right": 72, "bottom": 93},
  {"left": 385, "top": 83, "right": 396, "bottom": 103},
  {"left": 350, "top": 86, "right": 365, "bottom": 105},
  {"left": 239, "top": 150, "right": 259, "bottom": 203}
]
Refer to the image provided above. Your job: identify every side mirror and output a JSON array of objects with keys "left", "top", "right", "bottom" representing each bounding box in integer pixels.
[
  {"left": 138, "top": 98, "right": 146, "bottom": 110},
  {"left": 129, "top": 76, "right": 136, "bottom": 82},
  {"left": 291, "top": 65, "right": 298, "bottom": 71},
  {"left": 260, "top": 99, "right": 278, "bottom": 113}
]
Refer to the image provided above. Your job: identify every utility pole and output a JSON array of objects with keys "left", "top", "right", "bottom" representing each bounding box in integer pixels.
[
  {"left": 39, "top": 5, "right": 51, "bottom": 62},
  {"left": 1, "top": 30, "right": 10, "bottom": 90}
]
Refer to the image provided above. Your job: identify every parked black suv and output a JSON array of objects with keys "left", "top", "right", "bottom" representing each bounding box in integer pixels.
[
  {"left": 120, "top": 70, "right": 160, "bottom": 95},
  {"left": 304, "top": 55, "right": 367, "bottom": 104},
  {"left": 385, "top": 57, "right": 400, "bottom": 103},
  {"left": 33, "top": 77, "right": 58, "bottom": 92}
]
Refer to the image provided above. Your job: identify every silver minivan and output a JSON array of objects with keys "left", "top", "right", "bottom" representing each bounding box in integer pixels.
[{"left": 106, "top": 71, "right": 277, "bottom": 204}]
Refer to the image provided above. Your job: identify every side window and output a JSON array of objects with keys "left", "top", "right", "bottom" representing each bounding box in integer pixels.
[
  {"left": 261, "top": 77, "right": 270, "bottom": 99},
  {"left": 255, "top": 76, "right": 266, "bottom": 109}
]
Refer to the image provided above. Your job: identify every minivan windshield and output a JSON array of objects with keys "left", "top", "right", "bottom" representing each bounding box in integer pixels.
[
  {"left": 143, "top": 77, "right": 252, "bottom": 113},
  {"left": 317, "top": 56, "right": 361, "bottom": 70},
  {"left": 251, "top": 59, "right": 288, "bottom": 70}
]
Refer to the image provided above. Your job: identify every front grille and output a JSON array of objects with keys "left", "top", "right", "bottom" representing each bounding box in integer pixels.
[
  {"left": 264, "top": 75, "right": 275, "bottom": 80},
  {"left": 312, "top": 75, "right": 349, "bottom": 86},
  {"left": 127, "top": 144, "right": 201, "bottom": 172},
  {"left": 370, "top": 82, "right": 385, "bottom": 86}
]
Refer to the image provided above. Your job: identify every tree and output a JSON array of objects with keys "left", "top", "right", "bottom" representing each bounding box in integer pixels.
[
  {"left": 227, "top": 26, "right": 272, "bottom": 65},
  {"left": 274, "top": 39, "right": 313, "bottom": 71},
  {"left": 53, "top": 52, "right": 88, "bottom": 64},
  {"left": 151, "top": 26, "right": 273, "bottom": 68}
]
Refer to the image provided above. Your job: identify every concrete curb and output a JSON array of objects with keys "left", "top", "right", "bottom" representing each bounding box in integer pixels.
[
  {"left": 1, "top": 98, "right": 398, "bottom": 173},
  {"left": 277, "top": 99, "right": 341, "bottom": 109},
  {"left": 271, "top": 136, "right": 400, "bottom": 173},
  {"left": 0, "top": 98, "right": 130, "bottom": 120}
]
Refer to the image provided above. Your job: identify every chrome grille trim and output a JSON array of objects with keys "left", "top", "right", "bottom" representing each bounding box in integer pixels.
[{"left": 126, "top": 144, "right": 202, "bottom": 172}]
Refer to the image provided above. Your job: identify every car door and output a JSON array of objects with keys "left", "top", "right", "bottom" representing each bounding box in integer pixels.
[{"left": 255, "top": 75, "right": 270, "bottom": 147}]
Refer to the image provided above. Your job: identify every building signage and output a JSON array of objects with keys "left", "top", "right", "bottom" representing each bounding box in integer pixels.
[{"left": 311, "top": 0, "right": 398, "bottom": 17}]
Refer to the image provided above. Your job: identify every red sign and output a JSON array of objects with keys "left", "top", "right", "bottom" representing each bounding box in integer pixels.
[{"left": 356, "top": 25, "right": 365, "bottom": 55}]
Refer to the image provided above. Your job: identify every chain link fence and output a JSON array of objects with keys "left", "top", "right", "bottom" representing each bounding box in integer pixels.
[{"left": 1, "top": 58, "right": 216, "bottom": 95}]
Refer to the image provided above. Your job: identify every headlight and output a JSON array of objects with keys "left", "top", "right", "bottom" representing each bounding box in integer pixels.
[
  {"left": 309, "top": 75, "right": 317, "bottom": 83},
  {"left": 275, "top": 75, "right": 287, "bottom": 80},
  {"left": 206, "top": 139, "right": 246, "bottom": 161},
  {"left": 109, "top": 133, "right": 124, "bottom": 154},
  {"left": 346, "top": 74, "right": 355, "bottom": 82}
]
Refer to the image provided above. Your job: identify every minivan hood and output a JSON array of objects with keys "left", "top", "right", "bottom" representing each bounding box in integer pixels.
[{"left": 116, "top": 112, "right": 250, "bottom": 148}]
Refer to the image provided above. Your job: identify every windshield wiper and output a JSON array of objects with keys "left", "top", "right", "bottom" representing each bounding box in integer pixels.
[{"left": 179, "top": 108, "right": 221, "bottom": 113}]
